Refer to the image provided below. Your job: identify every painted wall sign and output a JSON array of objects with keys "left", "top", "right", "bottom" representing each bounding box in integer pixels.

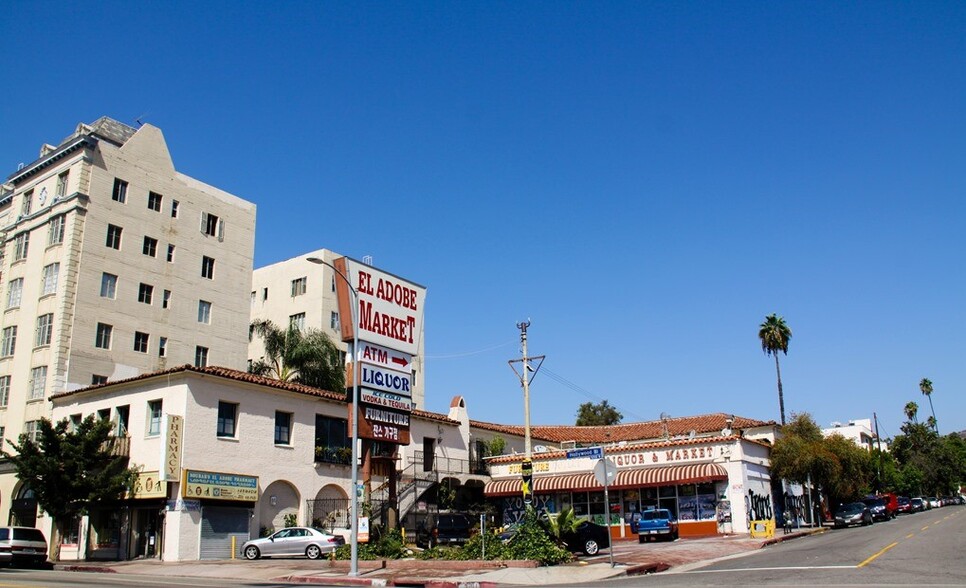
[
  {"left": 181, "top": 470, "right": 259, "bottom": 502},
  {"left": 160, "top": 415, "right": 183, "bottom": 482},
  {"left": 360, "top": 389, "right": 414, "bottom": 412},
  {"left": 334, "top": 257, "right": 425, "bottom": 357},
  {"left": 130, "top": 471, "right": 167, "bottom": 499}
]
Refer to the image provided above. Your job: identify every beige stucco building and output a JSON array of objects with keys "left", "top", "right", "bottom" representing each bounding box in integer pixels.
[
  {"left": 0, "top": 117, "right": 256, "bottom": 525},
  {"left": 249, "top": 250, "right": 426, "bottom": 409}
]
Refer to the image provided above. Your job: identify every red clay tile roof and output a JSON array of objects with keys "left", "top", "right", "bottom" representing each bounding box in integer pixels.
[
  {"left": 470, "top": 413, "right": 773, "bottom": 444},
  {"left": 49, "top": 364, "right": 460, "bottom": 424}
]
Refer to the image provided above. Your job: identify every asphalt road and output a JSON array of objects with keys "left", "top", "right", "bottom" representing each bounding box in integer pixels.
[{"left": 598, "top": 505, "right": 965, "bottom": 588}]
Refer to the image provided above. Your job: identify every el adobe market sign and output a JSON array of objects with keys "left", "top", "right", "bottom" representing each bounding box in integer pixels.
[{"left": 334, "top": 257, "right": 426, "bottom": 357}]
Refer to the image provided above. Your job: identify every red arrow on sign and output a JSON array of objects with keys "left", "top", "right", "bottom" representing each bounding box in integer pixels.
[{"left": 392, "top": 355, "right": 409, "bottom": 368}]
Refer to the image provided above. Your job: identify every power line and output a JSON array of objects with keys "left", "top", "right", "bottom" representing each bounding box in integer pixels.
[
  {"left": 425, "top": 339, "right": 517, "bottom": 360},
  {"left": 541, "top": 367, "right": 646, "bottom": 422}
]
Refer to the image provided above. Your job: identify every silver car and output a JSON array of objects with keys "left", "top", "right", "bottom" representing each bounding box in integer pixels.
[{"left": 240, "top": 527, "right": 343, "bottom": 560}]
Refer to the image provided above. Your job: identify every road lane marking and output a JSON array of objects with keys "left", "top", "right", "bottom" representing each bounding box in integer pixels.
[
  {"left": 921, "top": 526, "right": 929, "bottom": 531},
  {"left": 682, "top": 566, "right": 856, "bottom": 574},
  {"left": 857, "top": 541, "right": 898, "bottom": 568},
  {"left": 905, "top": 533, "right": 914, "bottom": 539}
]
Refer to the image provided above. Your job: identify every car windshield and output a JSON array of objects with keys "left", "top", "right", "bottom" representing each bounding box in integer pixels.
[
  {"left": 838, "top": 503, "right": 865, "bottom": 515},
  {"left": 641, "top": 510, "right": 667, "bottom": 521},
  {"left": 863, "top": 498, "right": 885, "bottom": 507}
]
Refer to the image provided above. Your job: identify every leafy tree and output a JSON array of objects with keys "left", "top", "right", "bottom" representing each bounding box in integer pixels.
[
  {"left": 249, "top": 319, "right": 344, "bottom": 392},
  {"left": 758, "top": 314, "right": 792, "bottom": 425},
  {"left": 889, "top": 405, "right": 966, "bottom": 497},
  {"left": 575, "top": 400, "right": 623, "bottom": 426},
  {"left": 770, "top": 413, "right": 873, "bottom": 508},
  {"left": 485, "top": 435, "right": 506, "bottom": 457},
  {"left": 2, "top": 416, "right": 137, "bottom": 560},
  {"left": 542, "top": 507, "right": 580, "bottom": 540},
  {"left": 920, "top": 378, "right": 937, "bottom": 433}
]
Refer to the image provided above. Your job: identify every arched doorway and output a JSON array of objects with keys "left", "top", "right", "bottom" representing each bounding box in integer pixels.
[
  {"left": 308, "top": 484, "right": 349, "bottom": 534},
  {"left": 9, "top": 485, "right": 37, "bottom": 527},
  {"left": 259, "top": 480, "right": 301, "bottom": 534}
]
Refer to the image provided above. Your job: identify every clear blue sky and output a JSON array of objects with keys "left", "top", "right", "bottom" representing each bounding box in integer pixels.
[{"left": 2, "top": 2, "right": 964, "bottom": 439}]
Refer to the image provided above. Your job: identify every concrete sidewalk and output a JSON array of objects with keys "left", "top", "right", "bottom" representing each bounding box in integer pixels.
[{"left": 55, "top": 527, "right": 826, "bottom": 586}]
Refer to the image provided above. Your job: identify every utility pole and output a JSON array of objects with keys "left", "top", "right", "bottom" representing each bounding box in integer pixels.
[
  {"left": 510, "top": 321, "right": 544, "bottom": 457},
  {"left": 874, "top": 412, "right": 883, "bottom": 493}
]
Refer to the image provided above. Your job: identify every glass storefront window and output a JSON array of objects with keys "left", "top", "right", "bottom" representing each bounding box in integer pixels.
[
  {"left": 659, "top": 485, "right": 676, "bottom": 498},
  {"left": 572, "top": 492, "right": 589, "bottom": 517}
]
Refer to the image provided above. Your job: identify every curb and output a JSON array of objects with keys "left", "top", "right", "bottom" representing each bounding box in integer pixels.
[
  {"left": 55, "top": 564, "right": 118, "bottom": 573},
  {"left": 624, "top": 562, "right": 671, "bottom": 576},
  {"left": 760, "top": 526, "right": 827, "bottom": 547},
  {"left": 275, "top": 576, "right": 388, "bottom": 586},
  {"left": 418, "top": 581, "right": 500, "bottom": 588}
]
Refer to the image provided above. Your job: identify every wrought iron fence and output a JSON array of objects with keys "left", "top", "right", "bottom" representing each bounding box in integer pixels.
[
  {"left": 409, "top": 451, "right": 488, "bottom": 475},
  {"left": 306, "top": 497, "right": 351, "bottom": 533}
]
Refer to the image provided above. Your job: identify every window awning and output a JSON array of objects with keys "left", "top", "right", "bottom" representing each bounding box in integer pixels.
[{"left": 483, "top": 463, "right": 727, "bottom": 497}]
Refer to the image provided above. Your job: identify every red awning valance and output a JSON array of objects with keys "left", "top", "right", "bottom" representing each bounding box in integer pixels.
[{"left": 483, "top": 463, "right": 727, "bottom": 497}]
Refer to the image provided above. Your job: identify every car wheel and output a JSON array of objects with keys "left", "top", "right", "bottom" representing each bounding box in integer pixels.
[
  {"left": 244, "top": 545, "right": 260, "bottom": 560},
  {"left": 306, "top": 545, "right": 323, "bottom": 560},
  {"left": 583, "top": 539, "right": 600, "bottom": 556}
]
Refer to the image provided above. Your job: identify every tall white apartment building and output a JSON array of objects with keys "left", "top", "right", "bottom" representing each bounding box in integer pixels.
[
  {"left": 249, "top": 250, "right": 426, "bottom": 409},
  {"left": 0, "top": 117, "right": 256, "bottom": 525}
]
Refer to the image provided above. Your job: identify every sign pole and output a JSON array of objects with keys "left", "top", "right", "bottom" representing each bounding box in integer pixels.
[{"left": 602, "top": 455, "right": 614, "bottom": 568}]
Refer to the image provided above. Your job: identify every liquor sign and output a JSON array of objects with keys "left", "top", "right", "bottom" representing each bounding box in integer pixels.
[
  {"left": 349, "top": 363, "right": 413, "bottom": 398},
  {"left": 360, "top": 389, "right": 414, "bottom": 412},
  {"left": 160, "top": 415, "right": 183, "bottom": 481},
  {"left": 181, "top": 470, "right": 259, "bottom": 502}
]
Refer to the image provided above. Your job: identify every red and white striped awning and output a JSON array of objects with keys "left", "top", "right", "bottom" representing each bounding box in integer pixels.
[{"left": 483, "top": 463, "right": 727, "bottom": 497}]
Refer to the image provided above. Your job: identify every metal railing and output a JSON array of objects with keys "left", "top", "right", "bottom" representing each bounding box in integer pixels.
[
  {"left": 315, "top": 445, "right": 353, "bottom": 465},
  {"left": 409, "top": 451, "right": 488, "bottom": 476},
  {"left": 306, "top": 497, "right": 351, "bottom": 532}
]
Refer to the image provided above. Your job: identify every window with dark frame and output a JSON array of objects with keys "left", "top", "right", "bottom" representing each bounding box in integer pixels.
[
  {"left": 112, "top": 178, "right": 128, "bottom": 203},
  {"left": 202, "top": 256, "right": 215, "bottom": 279},
  {"left": 95, "top": 323, "right": 113, "bottom": 349},
  {"left": 195, "top": 346, "right": 209, "bottom": 367},
  {"left": 148, "top": 191, "right": 162, "bottom": 212},
  {"left": 138, "top": 283, "right": 154, "bottom": 305},
  {"left": 275, "top": 411, "right": 293, "bottom": 445},
  {"left": 217, "top": 401, "right": 237, "bottom": 437},
  {"left": 106, "top": 224, "right": 122, "bottom": 249},
  {"left": 134, "top": 331, "right": 149, "bottom": 353},
  {"left": 143, "top": 236, "right": 158, "bottom": 257}
]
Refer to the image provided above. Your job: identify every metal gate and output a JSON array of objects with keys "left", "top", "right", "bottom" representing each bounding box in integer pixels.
[{"left": 200, "top": 506, "right": 251, "bottom": 560}]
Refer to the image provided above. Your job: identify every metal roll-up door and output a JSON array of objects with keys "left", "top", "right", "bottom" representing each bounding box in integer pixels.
[{"left": 200, "top": 506, "right": 251, "bottom": 560}]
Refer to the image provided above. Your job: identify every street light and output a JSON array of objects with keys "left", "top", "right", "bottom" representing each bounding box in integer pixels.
[{"left": 307, "top": 256, "right": 360, "bottom": 577}]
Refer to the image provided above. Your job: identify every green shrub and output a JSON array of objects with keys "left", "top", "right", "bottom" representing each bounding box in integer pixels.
[
  {"left": 334, "top": 527, "right": 410, "bottom": 560},
  {"left": 504, "top": 508, "right": 572, "bottom": 565},
  {"left": 460, "top": 530, "right": 510, "bottom": 560}
]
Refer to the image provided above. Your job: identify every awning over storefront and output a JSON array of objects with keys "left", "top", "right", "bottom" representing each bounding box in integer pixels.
[{"left": 483, "top": 463, "right": 727, "bottom": 497}]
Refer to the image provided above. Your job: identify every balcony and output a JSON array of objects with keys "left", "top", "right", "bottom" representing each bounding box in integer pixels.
[{"left": 315, "top": 445, "right": 352, "bottom": 465}]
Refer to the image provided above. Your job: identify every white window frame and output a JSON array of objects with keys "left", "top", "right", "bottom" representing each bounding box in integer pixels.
[
  {"left": 41, "top": 263, "right": 59, "bottom": 296},
  {"left": 6, "top": 278, "right": 24, "bottom": 309},
  {"left": 13, "top": 232, "right": 29, "bottom": 261},
  {"left": 1, "top": 326, "right": 17, "bottom": 356},
  {"left": 198, "top": 300, "right": 212, "bottom": 324},
  {"left": 28, "top": 366, "right": 47, "bottom": 400},
  {"left": 35, "top": 313, "right": 54, "bottom": 347},
  {"left": 47, "top": 214, "right": 66, "bottom": 246},
  {"left": 147, "top": 400, "right": 162, "bottom": 436},
  {"left": 100, "top": 273, "right": 118, "bottom": 299}
]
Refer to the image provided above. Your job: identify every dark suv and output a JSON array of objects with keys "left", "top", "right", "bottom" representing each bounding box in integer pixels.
[
  {"left": 415, "top": 513, "right": 472, "bottom": 549},
  {"left": 862, "top": 497, "right": 890, "bottom": 522}
]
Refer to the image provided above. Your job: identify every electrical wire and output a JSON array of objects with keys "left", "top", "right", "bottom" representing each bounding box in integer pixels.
[
  {"left": 540, "top": 367, "right": 646, "bottom": 422},
  {"left": 425, "top": 339, "right": 517, "bottom": 360}
]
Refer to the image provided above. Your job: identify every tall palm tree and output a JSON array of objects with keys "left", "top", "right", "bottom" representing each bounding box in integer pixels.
[
  {"left": 919, "top": 378, "right": 937, "bottom": 433},
  {"left": 903, "top": 401, "right": 918, "bottom": 423},
  {"left": 249, "top": 319, "right": 345, "bottom": 392},
  {"left": 759, "top": 314, "right": 792, "bottom": 425}
]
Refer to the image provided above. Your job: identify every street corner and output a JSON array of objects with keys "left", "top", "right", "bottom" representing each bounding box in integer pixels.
[{"left": 760, "top": 526, "right": 827, "bottom": 547}]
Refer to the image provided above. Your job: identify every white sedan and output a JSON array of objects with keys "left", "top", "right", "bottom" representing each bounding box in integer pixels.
[{"left": 240, "top": 527, "right": 344, "bottom": 560}]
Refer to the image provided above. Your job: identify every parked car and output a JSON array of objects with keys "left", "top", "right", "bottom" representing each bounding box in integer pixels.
[
  {"left": 910, "top": 497, "right": 926, "bottom": 512},
  {"left": 833, "top": 502, "right": 873, "bottom": 528},
  {"left": 862, "top": 497, "right": 891, "bottom": 522},
  {"left": 415, "top": 513, "right": 473, "bottom": 549},
  {"left": 896, "top": 496, "right": 912, "bottom": 514},
  {"left": 240, "top": 527, "right": 344, "bottom": 560},
  {"left": 631, "top": 508, "right": 679, "bottom": 542},
  {"left": 928, "top": 497, "right": 942, "bottom": 509},
  {"left": 0, "top": 526, "right": 48, "bottom": 567},
  {"left": 561, "top": 520, "right": 611, "bottom": 555}
]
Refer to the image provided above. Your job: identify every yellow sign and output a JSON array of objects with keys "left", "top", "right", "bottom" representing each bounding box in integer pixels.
[
  {"left": 130, "top": 471, "right": 167, "bottom": 499},
  {"left": 509, "top": 462, "right": 549, "bottom": 474},
  {"left": 161, "top": 415, "right": 183, "bottom": 481},
  {"left": 181, "top": 469, "right": 259, "bottom": 502},
  {"left": 749, "top": 519, "right": 775, "bottom": 538}
]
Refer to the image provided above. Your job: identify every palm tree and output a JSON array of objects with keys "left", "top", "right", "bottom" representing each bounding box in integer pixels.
[
  {"left": 759, "top": 314, "right": 792, "bottom": 425},
  {"left": 919, "top": 378, "right": 937, "bottom": 433},
  {"left": 249, "top": 319, "right": 344, "bottom": 392},
  {"left": 903, "top": 401, "right": 918, "bottom": 423}
]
